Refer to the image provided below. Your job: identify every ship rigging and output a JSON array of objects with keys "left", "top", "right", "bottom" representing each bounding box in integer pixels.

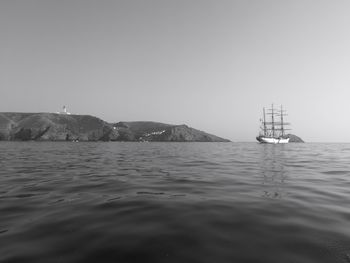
[{"left": 256, "top": 104, "right": 291, "bottom": 144}]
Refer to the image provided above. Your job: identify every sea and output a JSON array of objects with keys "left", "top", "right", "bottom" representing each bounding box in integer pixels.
[{"left": 1, "top": 142, "right": 350, "bottom": 263}]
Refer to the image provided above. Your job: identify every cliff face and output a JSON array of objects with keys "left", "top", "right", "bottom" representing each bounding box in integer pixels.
[{"left": 0, "top": 113, "right": 230, "bottom": 142}]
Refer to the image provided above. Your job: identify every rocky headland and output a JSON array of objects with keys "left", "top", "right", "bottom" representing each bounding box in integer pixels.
[
  {"left": 285, "top": 134, "right": 304, "bottom": 143},
  {"left": 0, "top": 113, "right": 230, "bottom": 142}
]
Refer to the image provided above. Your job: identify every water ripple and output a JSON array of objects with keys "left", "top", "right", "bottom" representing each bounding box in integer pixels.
[{"left": 1, "top": 142, "right": 350, "bottom": 262}]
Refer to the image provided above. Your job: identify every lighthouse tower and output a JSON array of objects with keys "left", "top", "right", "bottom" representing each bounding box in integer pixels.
[{"left": 57, "top": 105, "right": 71, "bottom": 115}]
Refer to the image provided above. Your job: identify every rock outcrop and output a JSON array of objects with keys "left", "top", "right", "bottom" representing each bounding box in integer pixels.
[{"left": 286, "top": 134, "right": 304, "bottom": 143}]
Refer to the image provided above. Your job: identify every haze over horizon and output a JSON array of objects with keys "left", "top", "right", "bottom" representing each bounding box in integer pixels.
[{"left": 1, "top": 0, "right": 350, "bottom": 142}]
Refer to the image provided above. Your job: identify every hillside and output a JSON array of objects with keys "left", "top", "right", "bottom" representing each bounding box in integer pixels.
[
  {"left": 0, "top": 113, "right": 230, "bottom": 142},
  {"left": 114, "top": 121, "right": 230, "bottom": 142},
  {"left": 0, "top": 113, "right": 118, "bottom": 141}
]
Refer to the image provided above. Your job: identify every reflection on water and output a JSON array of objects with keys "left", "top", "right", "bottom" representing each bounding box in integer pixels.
[
  {"left": 1, "top": 142, "right": 350, "bottom": 263},
  {"left": 260, "top": 145, "right": 288, "bottom": 199}
]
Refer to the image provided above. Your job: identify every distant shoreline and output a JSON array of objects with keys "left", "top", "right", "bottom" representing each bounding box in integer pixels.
[{"left": 0, "top": 112, "right": 230, "bottom": 142}]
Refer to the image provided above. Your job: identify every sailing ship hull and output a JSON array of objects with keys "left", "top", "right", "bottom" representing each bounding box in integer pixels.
[{"left": 256, "top": 136, "right": 290, "bottom": 144}]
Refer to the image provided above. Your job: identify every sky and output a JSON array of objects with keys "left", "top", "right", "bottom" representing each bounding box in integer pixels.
[{"left": 1, "top": 0, "right": 350, "bottom": 142}]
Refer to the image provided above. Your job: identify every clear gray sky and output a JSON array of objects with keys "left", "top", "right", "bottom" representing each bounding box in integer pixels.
[{"left": 1, "top": 0, "right": 350, "bottom": 142}]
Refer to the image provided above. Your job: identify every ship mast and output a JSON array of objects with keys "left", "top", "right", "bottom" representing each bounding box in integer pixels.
[
  {"left": 271, "top": 104, "right": 275, "bottom": 137},
  {"left": 259, "top": 104, "right": 291, "bottom": 139},
  {"left": 263, "top": 107, "right": 267, "bottom": 136},
  {"left": 280, "top": 105, "right": 284, "bottom": 137}
]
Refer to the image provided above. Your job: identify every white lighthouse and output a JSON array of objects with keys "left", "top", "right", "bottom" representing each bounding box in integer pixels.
[{"left": 57, "top": 105, "right": 71, "bottom": 115}]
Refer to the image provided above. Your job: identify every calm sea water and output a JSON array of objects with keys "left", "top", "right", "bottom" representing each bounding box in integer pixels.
[{"left": 1, "top": 142, "right": 350, "bottom": 263}]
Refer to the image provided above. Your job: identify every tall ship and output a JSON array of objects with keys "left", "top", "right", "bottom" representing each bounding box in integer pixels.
[{"left": 256, "top": 104, "right": 291, "bottom": 144}]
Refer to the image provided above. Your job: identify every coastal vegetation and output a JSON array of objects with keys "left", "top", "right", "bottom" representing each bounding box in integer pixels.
[{"left": 0, "top": 113, "right": 230, "bottom": 142}]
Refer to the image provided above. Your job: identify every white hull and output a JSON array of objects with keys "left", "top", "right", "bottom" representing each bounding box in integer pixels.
[{"left": 256, "top": 136, "right": 290, "bottom": 144}]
